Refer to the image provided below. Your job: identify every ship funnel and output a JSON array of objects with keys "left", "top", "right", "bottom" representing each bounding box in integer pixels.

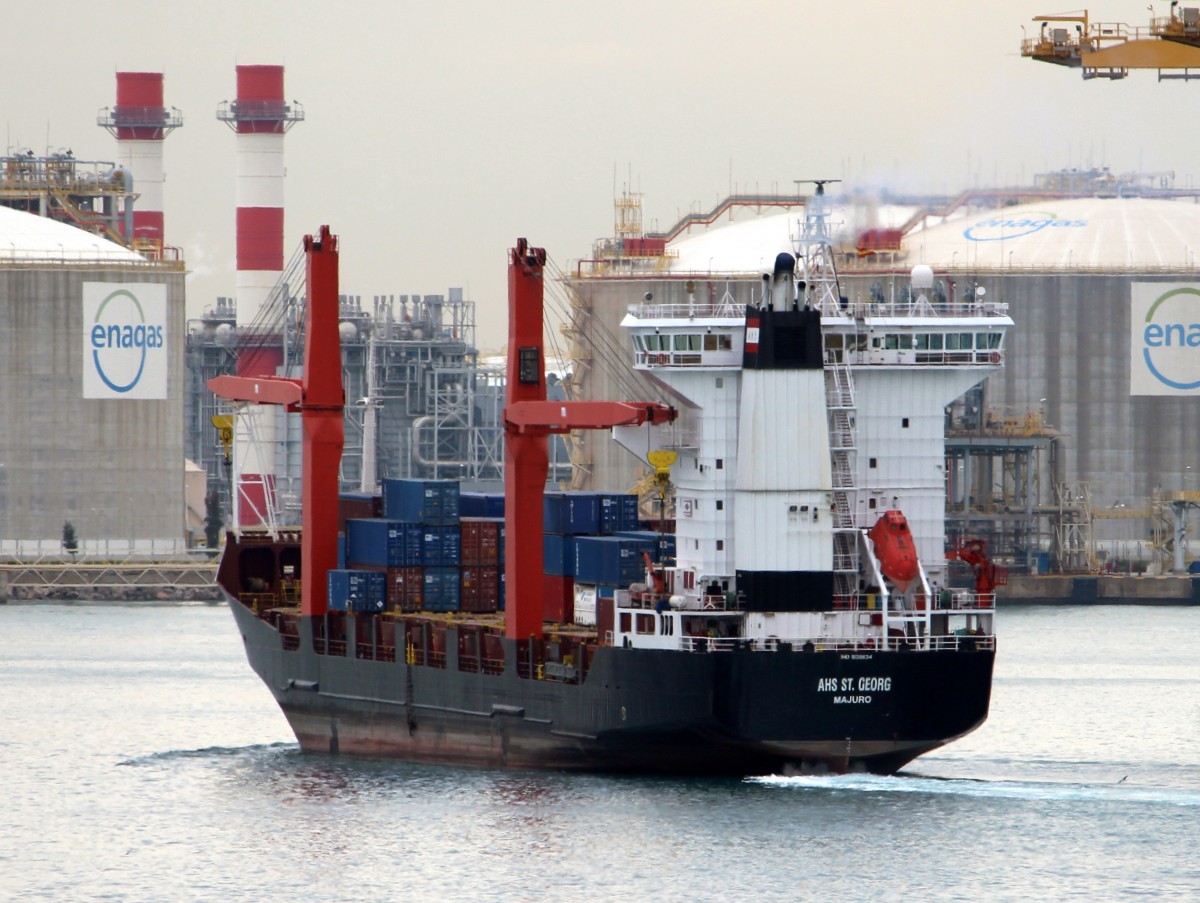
[{"left": 772, "top": 252, "right": 796, "bottom": 311}]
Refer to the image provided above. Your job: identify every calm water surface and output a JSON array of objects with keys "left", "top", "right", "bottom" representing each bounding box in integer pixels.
[{"left": 1, "top": 602, "right": 1197, "bottom": 901}]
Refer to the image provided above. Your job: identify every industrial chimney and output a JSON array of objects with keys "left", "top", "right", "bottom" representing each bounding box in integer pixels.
[
  {"left": 97, "top": 71, "right": 182, "bottom": 255},
  {"left": 216, "top": 65, "right": 304, "bottom": 527}
]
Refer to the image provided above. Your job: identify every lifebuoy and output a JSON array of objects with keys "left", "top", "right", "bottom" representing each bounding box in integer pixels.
[{"left": 989, "top": 351, "right": 1001, "bottom": 365}]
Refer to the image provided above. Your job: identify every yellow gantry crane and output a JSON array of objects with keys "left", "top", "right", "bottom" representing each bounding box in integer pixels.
[{"left": 1022, "top": 3, "right": 1200, "bottom": 78}]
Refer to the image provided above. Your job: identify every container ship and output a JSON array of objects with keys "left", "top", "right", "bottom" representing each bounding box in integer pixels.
[{"left": 213, "top": 205, "right": 1010, "bottom": 776}]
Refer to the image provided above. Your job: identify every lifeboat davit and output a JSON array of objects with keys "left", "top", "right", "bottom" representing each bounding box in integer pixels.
[{"left": 868, "top": 510, "right": 920, "bottom": 592}]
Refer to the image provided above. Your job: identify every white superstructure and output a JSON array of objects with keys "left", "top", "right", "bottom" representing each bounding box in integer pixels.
[{"left": 611, "top": 190, "right": 1012, "bottom": 651}]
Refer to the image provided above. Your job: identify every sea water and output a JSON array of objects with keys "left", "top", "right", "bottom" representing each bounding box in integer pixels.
[{"left": 1, "top": 602, "right": 1197, "bottom": 901}]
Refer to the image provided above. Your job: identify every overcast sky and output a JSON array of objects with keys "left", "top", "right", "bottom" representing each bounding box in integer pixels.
[{"left": 2, "top": 2, "right": 1193, "bottom": 348}]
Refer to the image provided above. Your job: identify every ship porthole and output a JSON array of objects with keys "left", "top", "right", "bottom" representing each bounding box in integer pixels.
[{"left": 620, "top": 706, "right": 627, "bottom": 722}]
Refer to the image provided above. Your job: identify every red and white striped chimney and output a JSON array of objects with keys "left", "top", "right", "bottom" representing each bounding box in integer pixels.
[
  {"left": 217, "top": 65, "right": 304, "bottom": 527},
  {"left": 98, "top": 71, "right": 182, "bottom": 252},
  {"left": 218, "top": 64, "right": 304, "bottom": 338}
]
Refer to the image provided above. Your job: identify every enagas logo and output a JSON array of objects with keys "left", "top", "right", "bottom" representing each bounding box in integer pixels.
[
  {"left": 963, "top": 211, "right": 1087, "bottom": 242},
  {"left": 1131, "top": 283, "right": 1200, "bottom": 396},
  {"left": 82, "top": 283, "right": 168, "bottom": 399}
]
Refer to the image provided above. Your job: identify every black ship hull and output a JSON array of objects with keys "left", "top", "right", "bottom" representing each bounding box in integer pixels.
[{"left": 229, "top": 598, "right": 994, "bottom": 776}]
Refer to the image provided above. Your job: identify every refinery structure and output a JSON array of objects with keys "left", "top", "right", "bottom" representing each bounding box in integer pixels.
[{"left": 7, "top": 52, "right": 1200, "bottom": 579}]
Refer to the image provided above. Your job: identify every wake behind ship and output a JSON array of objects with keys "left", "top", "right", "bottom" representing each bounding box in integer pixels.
[{"left": 212, "top": 212, "right": 1009, "bottom": 776}]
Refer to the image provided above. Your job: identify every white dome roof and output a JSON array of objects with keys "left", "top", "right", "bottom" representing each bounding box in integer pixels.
[
  {"left": 905, "top": 197, "right": 1200, "bottom": 269},
  {"left": 665, "top": 204, "right": 920, "bottom": 274},
  {"left": 0, "top": 206, "right": 144, "bottom": 263},
  {"left": 661, "top": 196, "right": 1200, "bottom": 273}
]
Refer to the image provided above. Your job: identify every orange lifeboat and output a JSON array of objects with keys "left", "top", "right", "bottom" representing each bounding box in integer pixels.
[{"left": 868, "top": 510, "right": 920, "bottom": 592}]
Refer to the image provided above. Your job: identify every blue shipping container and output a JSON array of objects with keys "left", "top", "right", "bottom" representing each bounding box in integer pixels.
[
  {"left": 459, "top": 492, "right": 488, "bottom": 518},
  {"left": 573, "top": 536, "right": 647, "bottom": 587},
  {"left": 543, "top": 533, "right": 576, "bottom": 577},
  {"left": 422, "top": 566, "right": 461, "bottom": 612},
  {"left": 381, "top": 478, "right": 460, "bottom": 524},
  {"left": 346, "top": 519, "right": 425, "bottom": 567},
  {"left": 460, "top": 492, "right": 505, "bottom": 519},
  {"left": 543, "top": 491, "right": 602, "bottom": 535},
  {"left": 616, "top": 530, "right": 676, "bottom": 562},
  {"left": 421, "top": 525, "right": 462, "bottom": 566},
  {"left": 327, "top": 569, "right": 387, "bottom": 613},
  {"left": 598, "top": 493, "right": 641, "bottom": 535}
]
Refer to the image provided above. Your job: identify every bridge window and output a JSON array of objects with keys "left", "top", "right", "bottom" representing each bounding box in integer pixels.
[
  {"left": 977, "top": 332, "right": 1001, "bottom": 349},
  {"left": 945, "top": 333, "right": 973, "bottom": 351},
  {"left": 636, "top": 613, "right": 656, "bottom": 635}
]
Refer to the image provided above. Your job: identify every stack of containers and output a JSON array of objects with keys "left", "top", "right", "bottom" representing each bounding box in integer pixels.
[
  {"left": 543, "top": 492, "right": 598, "bottom": 621},
  {"left": 459, "top": 515, "right": 503, "bottom": 613},
  {"left": 342, "top": 479, "right": 463, "bottom": 613},
  {"left": 387, "top": 479, "right": 461, "bottom": 613},
  {"left": 542, "top": 491, "right": 652, "bottom": 623}
]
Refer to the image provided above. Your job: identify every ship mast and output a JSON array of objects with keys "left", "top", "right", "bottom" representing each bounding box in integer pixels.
[{"left": 793, "top": 179, "right": 843, "bottom": 315}]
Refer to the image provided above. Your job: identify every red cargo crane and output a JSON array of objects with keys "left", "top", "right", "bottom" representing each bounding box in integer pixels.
[
  {"left": 947, "top": 539, "right": 1008, "bottom": 597},
  {"left": 504, "top": 239, "right": 676, "bottom": 639},
  {"left": 208, "top": 226, "right": 343, "bottom": 618}
]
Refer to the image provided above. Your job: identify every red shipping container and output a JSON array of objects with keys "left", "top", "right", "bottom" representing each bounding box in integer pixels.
[
  {"left": 460, "top": 565, "right": 501, "bottom": 613},
  {"left": 478, "top": 566, "right": 500, "bottom": 611},
  {"left": 460, "top": 565, "right": 481, "bottom": 611},
  {"left": 353, "top": 563, "right": 425, "bottom": 612},
  {"left": 380, "top": 566, "right": 423, "bottom": 612},
  {"left": 460, "top": 518, "right": 501, "bottom": 566},
  {"left": 543, "top": 573, "right": 574, "bottom": 623},
  {"left": 337, "top": 493, "right": 382, "bottom": 535}
]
